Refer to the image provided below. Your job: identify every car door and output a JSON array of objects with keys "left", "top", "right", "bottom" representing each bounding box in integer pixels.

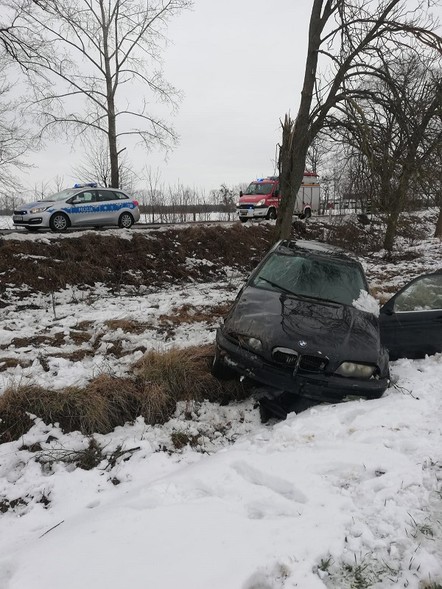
[
  {"left": 95, "top": 189, "right": 117, "bottom": 225},
  {"left": 67, "top": 190, "right": 98, "bottom": 226},
  {"left": 379, "top": 271, "right": 442, "bottom": 359}
]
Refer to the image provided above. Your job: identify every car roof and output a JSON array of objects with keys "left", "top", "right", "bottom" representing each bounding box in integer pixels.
[
  {"left": 275, "top": 239, "right": 362, "bottom": 264},
  {"left": 72, "top": 185, "right": 122, "bottom": 191}
]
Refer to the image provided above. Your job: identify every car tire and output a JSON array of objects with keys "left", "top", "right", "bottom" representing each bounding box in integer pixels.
[
  {"left": 118, "top": 212, "right": 134, "bottom": 228},
  {"left": 258, "top": 398, "right": 288, "bottom": 422},
  {"left": 259, "top": 393, "right": 315, "bottom": 422},
  {"left": 239, "top": 217, "right": 248, "bottom": 223},
  {"left": 211, "top": 348, "right": 236, "bottom": 380},
  {"left": 49, "top": 213, "right": 69, "bottom": 232},
  {"left": 266, "top": 208, "right": 277, "bottom": 220},
  {"left": 300, "top": 208, "right": 311, "bottom": 220}
]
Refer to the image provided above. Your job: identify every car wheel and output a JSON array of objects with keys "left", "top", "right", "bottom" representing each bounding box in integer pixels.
[
  {"left": 283, "top": 393, "right": 316, "bottom": 414},
  {"left": 211, "top": 347, "right": 236, "bottom": 380},
  {"left": 118, "top": 212, "right": 134, "bottom": 228},
  {"left": 239, "top": 217, "right": 248, "bottom": 223},
  {"left": 303, "top": 208, "right": 312, "bottom": 219},
  {"left": 49, "top": 213, "right": 69, "bottom": 232},
  {"left": 266, "top": 208, "right": 277, "bottom": 220},
  {"left": 258, "top": 398, "right": 288, "bottom": 422},
  {"left": 259, "top": 393, "right": 315, "bottom": 422}
]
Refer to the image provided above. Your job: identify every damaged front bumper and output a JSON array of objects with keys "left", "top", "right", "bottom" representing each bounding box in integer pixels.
[{"left": 215, "top": 329, "right": 389, "bottom": 403}]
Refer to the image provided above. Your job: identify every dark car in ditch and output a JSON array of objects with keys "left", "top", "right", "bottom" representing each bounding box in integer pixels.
[{"left": 213, "top": 240, "right": 442, "bottom": 416}]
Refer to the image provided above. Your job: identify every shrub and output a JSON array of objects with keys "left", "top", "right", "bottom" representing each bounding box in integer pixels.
[{"left": 0, "top": 346, "right": 249, "bottom": 441}]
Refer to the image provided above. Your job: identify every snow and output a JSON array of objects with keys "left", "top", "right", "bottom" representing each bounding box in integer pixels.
[
  {"left": 352, "top": 289, "right": 380, "bottom": 316},
  {"left": 0, "top": 223, "right": 442, "bottom": 588}
]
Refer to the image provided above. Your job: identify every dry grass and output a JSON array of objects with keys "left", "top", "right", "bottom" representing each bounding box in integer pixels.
[
  {"left": 104, "top": 319, "right": 150, "bottom": 334},
  {"left": 133, "top": 344, "right": 247, "bottom": 406},
  {"left": 0, "top": 358, "right": 33, "bottom": 372},
  {"left": 0, "top": 224, "right": 275, "bottom": 294},
  {"left": 69, "top": 330, "right": 93, "bottom": 344},
  {"left": 0, "top": 345, "right": 249, "bottom": 442},
  {"left": 325, "top": 217, "right": 383, "bottom": 253},
  {"left": 9, "top": 332, "right": 66, "bottom": 348},
  {"left": 158, "top": 302, "right": 232, "bottom": 327}
]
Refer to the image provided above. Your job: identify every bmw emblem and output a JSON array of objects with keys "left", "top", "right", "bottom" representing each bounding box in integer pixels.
[{"left": 298, "top": 340, "right": 307, "bottom": 348}]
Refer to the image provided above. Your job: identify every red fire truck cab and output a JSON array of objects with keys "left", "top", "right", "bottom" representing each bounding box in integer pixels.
[{"left": 237, "top": 172, "right": 320, "bottom": 222}]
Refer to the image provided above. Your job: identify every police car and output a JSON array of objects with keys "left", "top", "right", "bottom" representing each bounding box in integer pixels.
[{"left": 12, "top": 183, "right": 141, "bottom": 232}]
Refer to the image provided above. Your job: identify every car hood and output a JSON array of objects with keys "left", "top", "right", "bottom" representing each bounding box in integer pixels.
[
  {"left": 239, "top": 195, "right": 269, "bottom": 203},
  {"left": 20, "top": 200, "right": 57, "bottom": 209},
  {"left": 224, "top": 286, "right": 381, "bottom": 363}
]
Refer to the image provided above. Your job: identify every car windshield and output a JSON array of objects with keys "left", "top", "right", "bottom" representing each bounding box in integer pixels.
[
  {"left": 39, "top": 189, "right": 78, "bottom": 202},
  {"left": 251, "top": 252, "right": 367, "bottom": 306},
  {"left": 244, "top": 182, "right": 274, "bottom": 195}
]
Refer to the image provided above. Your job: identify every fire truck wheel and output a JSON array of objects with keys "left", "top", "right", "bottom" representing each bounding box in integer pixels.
[
  {"left": 239, "top": 218, "right": 248, "bottom": 223},
  {"left": 266, "top": 208, "right": 277, "bottom": 220}
]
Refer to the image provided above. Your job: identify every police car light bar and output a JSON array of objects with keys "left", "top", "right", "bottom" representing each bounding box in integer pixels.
[{"left": 73, "top": 182, "right": 98, "bottom": 188}]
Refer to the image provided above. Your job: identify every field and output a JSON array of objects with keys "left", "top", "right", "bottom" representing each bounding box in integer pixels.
[{"left": 0, "top": 215, "right": 441, "bottom": 589}]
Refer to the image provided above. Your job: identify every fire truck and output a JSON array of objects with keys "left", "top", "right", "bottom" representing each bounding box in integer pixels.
[{"left": 236, "top": 172, "right": 320, "bottom": 222}]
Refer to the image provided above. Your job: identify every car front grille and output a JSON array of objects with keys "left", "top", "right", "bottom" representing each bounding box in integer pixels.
[
  {"left": 272, "top": 347, "right": 298, "bottom": 366},
  {"left": 299, "top": 355, "right": 328, "bottom": 372},
  {"left": 272, "top": 347, "right": 328, "bottom": 373}
]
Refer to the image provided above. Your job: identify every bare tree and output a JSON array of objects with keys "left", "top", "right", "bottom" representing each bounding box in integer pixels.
[
  {"left": 332, "top": 54, "right": 441, "bottom": 249},
  {"left": 211, "top": 184, "right": 236, "bottom": 220},
  {"left": 416, "top": 141, "right": 442, "bottom": 238},
  {"left": 73, "top": 133, "right": 137, "bottom": 190},
  {"left": 0, "top": 0, "right": 44, "bottom": 62},
  {"left": 275, "top": 0, "right": 442, "bottom": 241},
  {"left": 0, "top": 60, "right": 33, "bottom": 200},
  {"left": 13, "top": 0, "right": 191, "bottom": 188}
]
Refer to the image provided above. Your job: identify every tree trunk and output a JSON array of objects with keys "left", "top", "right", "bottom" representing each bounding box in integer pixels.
[
  {"left": 274, "top": 0, "right": 323, "bottom": 241},
  {"left": 384, "top": 209, "right": 400, "bottom": 252},
  {"left": 108, "top": 110, "right": 119, "bottom": 188},
  {"left": 383, "top": 167, "right": 413, "bottom": 251},
  {"left": 100, "top": 0, "right": 120, "bottom": 189},
  {"left": 435, "top": 205, "right": 442, "bottom": 239}
]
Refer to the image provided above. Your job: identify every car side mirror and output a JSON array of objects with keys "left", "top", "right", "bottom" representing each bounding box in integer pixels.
[
  {"left": 239, "top": 190, "right": 243, "bottom": 197},
  {"left": 274, "top": 190, "right": 279, "bottom": 197}
]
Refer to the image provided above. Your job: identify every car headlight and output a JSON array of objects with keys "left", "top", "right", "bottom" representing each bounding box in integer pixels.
[
  {"left": 335, "top": 362, "right": 376, "bottom": 379},
  {"left": 238, "top": 335, "right": 263, "bottom": 353},
  {"left": 30, "top": 206, "right": 49, "bottom": 213},
  {"left": 256, "top": 199, "right": 266, "bottom": 206}
]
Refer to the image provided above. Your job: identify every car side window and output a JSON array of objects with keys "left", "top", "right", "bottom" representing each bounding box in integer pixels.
[
  {"left": 394, "top": 275, "right": 442, "bottom": 312},
  {"left": 96, "top": 190, "right": 113, "bottom": 202},
  {"left": 76, "top": 191, "right": 95, "bottom": 203},
  {"left": 111, "top": 191, "right": 128, "bottom": 200}
]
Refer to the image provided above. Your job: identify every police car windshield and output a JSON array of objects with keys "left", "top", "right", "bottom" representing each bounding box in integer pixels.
[
  {"left": 40, "top": 189, "right": 78, "bottom": 202},
  {"left": 244, "top": 182, "right": 274, "bottom": 195}
]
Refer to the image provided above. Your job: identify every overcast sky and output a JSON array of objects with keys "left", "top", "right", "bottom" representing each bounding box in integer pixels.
[{"left": 25, "top": 0, "right": 313, "bottom": 195}]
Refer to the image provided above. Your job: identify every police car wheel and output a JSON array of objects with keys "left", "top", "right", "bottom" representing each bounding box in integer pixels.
[
  {"left": 50, "top": 213, "right": 69, "bottom": 232},
  {"left": 239, "top": 217, "right": 248, "bottom": 223},
  {"left": 119, "top": 212, "right": 134, "bottom": 228}
]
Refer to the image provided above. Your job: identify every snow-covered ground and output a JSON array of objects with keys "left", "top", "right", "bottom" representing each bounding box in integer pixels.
[{"left": 0, "top": 225, "right": 441, "bottom": 589}]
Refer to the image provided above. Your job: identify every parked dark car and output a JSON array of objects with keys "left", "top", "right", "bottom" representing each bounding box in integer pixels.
[{"left": 213, "top": 240, "right": 442, "bottom": 416}]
